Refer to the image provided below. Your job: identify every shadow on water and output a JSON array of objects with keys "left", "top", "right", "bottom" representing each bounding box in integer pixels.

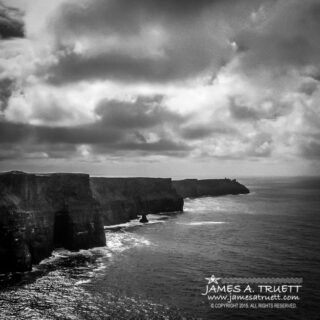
[{"left": 0, "top": 249, "right": 101, "bottom": 289}]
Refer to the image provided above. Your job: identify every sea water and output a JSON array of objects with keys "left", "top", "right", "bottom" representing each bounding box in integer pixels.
[{"left": 0, "top": 177, "right": 319, "bottom": 319}]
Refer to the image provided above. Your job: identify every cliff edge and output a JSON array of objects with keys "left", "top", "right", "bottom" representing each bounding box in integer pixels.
[
  {"left": 90, "top": 177, "right": 184, "bottom": 225},
  {"left": 172, "top": 178, "right": 250, "bottom": 198},
  {"left": 0, "top": 172, "right": 247, "bottom": 273}
]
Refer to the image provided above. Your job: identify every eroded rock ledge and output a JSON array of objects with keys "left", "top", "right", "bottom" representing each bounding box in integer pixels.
[{"left": 172, "top": 178, "right": 250, "bottom": 198}]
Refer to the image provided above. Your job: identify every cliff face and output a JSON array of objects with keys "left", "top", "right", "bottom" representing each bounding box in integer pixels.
[
  {"left": 90, "top": 177, "right": 184, "bottom": 225},
  {"left": 0, "top": 171, "right": 106, "bottom": 273},
  {"left": 173, "top": 179, "right": 250, "bottom": 198},
  {"left": 0, "top": 171, "right": 247, "bottom": 273}
]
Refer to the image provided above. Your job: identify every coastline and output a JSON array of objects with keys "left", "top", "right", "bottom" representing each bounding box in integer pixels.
[
  {"left": 0, "top": 178, "right": 319, "bottom": 319},
  {"left": 0, "top": 170, "right": 249, "bottom": 273}
]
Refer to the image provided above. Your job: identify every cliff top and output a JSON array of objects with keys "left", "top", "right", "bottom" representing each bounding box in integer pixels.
[{"left": 0, "top": 171, "right": 89, "bottom": 177}]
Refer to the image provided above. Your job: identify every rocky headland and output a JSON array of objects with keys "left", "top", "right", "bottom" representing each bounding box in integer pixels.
[
  {"left": 0, "top": 172, "right": 249, "bottom": 273},
  {"left": 173, "top": 178, "right": 250, "bottom": 198}
]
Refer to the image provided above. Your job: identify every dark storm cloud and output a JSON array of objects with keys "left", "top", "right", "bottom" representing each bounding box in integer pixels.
[
  {"left": 229, "top": 103, "right": 260, "bottom": 121},
  {"left": 229, "top": 97, "right": 292, "bottom": 121},
  {"left": 298, "top": 80, "right": 319, "bottom": 96},
  {"left": 5, "top": 0, "right": 319, "bottom": 169},
  {"left": 92, "top": 139, "right": 190, "bottom": 158},
  {"left": 0, "top": 142, "right": 79, "bottom": 160},
  {"left": 181, "top": 127, "right": 215, "bottom": 140},
  {"left": 52, "top": 0, "right": 269, "bottom": 34},
  {"left": 119, "top": 139, "right": 189, "bottom": 152},
  {"left": 0, "top": 96, "right": 190, "bottom": 159},
  {"left": 52, "top": 0, "right": 223, "bottom": 36},
  {"left": 35, "top": 125, "right": 124, "bottom": 145},
  {"left": 234, "top": 0, "right": 320, "bottom": 72},
  {"left": 0, "top": 121, "right": 29, "bottom": 143},
  {"left": 180, "top": 124, "right": 236, "bottom": 140},
  {"left": 46, "top": 49, "right": 217, "bottom": 84},
  {"left": 96, "top": 96, "right": 185, "bottom": 129},
  {"left": 0, "top": 78, "right": 14, "bottom": 111},
  {"left": 0, "top": 117, "right": 125, "bottom": 145},
  {"left": 300, "top": 141, "right": 320, "bottom": 160},
  {"left": 43, "top": 0, "right": 269, "bottom": 84},
  {"left": 0, "top": 2, "right": 24, "bottom": 39},
  {"left": 0, "top": 120, "right": 190, "bottom": 158}
]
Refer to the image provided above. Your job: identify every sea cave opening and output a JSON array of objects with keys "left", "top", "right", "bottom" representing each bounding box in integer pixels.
[{"left": 53, "top": 209, "right": 70, "bottom": 248}]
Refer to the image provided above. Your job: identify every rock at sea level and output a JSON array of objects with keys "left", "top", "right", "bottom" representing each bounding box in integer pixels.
[
  {"left": 90, "top": 177, "right": 183, "bottom": 226},
  {"left": 139, "top": 214, "right": 149, "bottom": 223}
]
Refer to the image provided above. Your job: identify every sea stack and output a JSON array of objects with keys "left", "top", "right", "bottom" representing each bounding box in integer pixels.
[
  {"left": 139, "top": 214, "right": 149, "bottom": 223},
  {"left": 90, "top": 177, "right": 183, "bottom": 226}
]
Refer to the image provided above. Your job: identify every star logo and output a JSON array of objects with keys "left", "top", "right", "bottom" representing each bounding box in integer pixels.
[{"left": 205, "top": 275, "right": 221, "bottom": 285}]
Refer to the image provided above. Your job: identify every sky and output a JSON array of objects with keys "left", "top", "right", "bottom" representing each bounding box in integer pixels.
[{"left": 0, "top": 0, "right": 320, "bottom": 178}]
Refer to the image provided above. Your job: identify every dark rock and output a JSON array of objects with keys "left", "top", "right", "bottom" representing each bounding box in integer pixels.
[
  {"left": 0, "top": 171, "right": 248, "bottom": 273},
  {"left": 139, "top": 214, "right": 148, "bottom": 223},
  {"left": 173, "top": 178, "right": 250, "bottom": 198},
  {"left": 172, "top": 179, "right": 199, "bottom": 198},
  {"left": 0, "top": 171, "right": 106, "bottom": 273},
  {"left": 90, "top": 177, "right": 183, "bottom": 226}
]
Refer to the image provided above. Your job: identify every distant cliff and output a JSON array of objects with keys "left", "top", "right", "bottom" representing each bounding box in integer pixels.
[
  {"left": 0, "top": 171, "right": 106, "bottom": 273},
  {"left": 172, "top": 179, "right": 250, "bottom": 198},
  {"left": 90, "top": 177, "right": 184, "bottom": 225}
]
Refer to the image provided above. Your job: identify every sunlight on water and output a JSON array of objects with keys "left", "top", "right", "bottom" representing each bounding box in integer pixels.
[
  {"left": 183, "top": 197, "right": 235, "bottom": 213},
  {"left": 104, "top": 214, "right": 167, "bottom": 230},
  {"left": 105, "top": 231, "right": 152, "bottom": 253},
  {"left": 1, "top": 178, "right": 319, "bottom": 319},
  {"left": 176, "top": 221, "right": 227, "bottom": 226}
]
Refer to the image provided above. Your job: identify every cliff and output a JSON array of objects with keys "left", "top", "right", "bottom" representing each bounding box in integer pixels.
[
  {"left": 172, "top": 178, "right": 250, "bottom": 198},
  {"left": 0, "top": 171, "right": 106, "bottom": 273},
  {"left": 90, "top": 177, "right": 184, "bottom": 225},
  {"left": 0, "top": 171, "right": 247, "bottom": 273}
]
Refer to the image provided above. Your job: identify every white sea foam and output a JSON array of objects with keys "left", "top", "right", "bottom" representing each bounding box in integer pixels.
[
  {"left": 176, "top": 221, "right": 227, "bottom": 226},
  {"left": 36, "top": 227, "right": 153, "bottom": 288},
  {"left": 105, "top": 232, "right": 151, "bottom": 253},
  {"left": 104, "top": 215, "right": 167, "bottom": 230},
  {"left": 183, "top": 197, "right": 224, "bottom": 213},
  {"left": 75, "top": 279, "right": 92, "bottom": 286},
  {"left": 39, "top": 248, "right": 82, "bottom": 265}
]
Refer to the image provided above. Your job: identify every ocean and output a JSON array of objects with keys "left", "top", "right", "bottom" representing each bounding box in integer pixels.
[{"left": 0, "top": 177, "right": 319, "bottom": 320}]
